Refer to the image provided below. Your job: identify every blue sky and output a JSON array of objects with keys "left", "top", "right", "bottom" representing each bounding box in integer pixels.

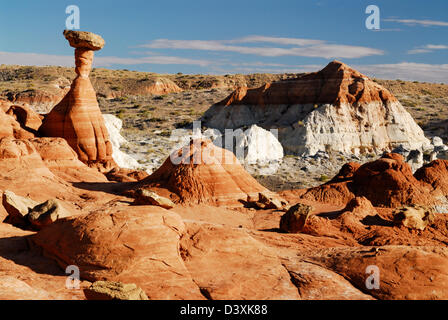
[{"left": 0, "top": 0, "right": 447, "bottom": 82}]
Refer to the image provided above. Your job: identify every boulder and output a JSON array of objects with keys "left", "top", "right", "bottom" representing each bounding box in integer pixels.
[
  {"left": 105, "top": 167, "right": 149, "bottom": 182},
  {"left": 63, "top": 30, "right": 105, "bottom": 51},
  {"left": 132, "top": 189, "right": 175, "bottom": 209},
  {"left": 247, "top": 192, "right": 287, "bottom": 210},
  {"left": 393, "top": 205, "right": 435, "bottom": 231},
  {"left": 84, "top": 281, "right": 148, "bottom": 300},
  {"left": 406, "top": 149, "right": 424, "bottom": 172},
  {"left": 30, "top": 206, "right": 204, "bottom": 299},
  {"left": 279, "top": 203, "right": 314, "bottom": 233},
  {"left": 2, "top": 190, "right": 38, "bottom": 226},
  {"left": 300, "top": 180, "right": 355, "bottom": 207},
  {"left": 28, "top": 199, "right": 70, "bottom": 229}
]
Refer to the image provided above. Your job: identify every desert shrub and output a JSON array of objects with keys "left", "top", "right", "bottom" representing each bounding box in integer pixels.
[
  {"left": 148, "top": 117, "right": 165, "bottom": 123},
  {"left": 116, "top": 109, "right": 126, "bottom": 119},
  {"left": 141, "top": 110, "right": 151, "bottom": 118},
  {"left": 175, "top": 120, "right": 192, "bottom": 128},
  {"left": 160, "top": 130, "right": 171, "bottom": 137}
]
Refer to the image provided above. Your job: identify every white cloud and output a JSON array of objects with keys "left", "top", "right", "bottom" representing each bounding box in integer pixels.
[
  {"left": 384, "top": 18, "right": 448, "bottom": 27},
  {"left": 407, "top": 48, "right": 432, "bottom": 54},
  {"left": 2, "top": 51, "right": 446, "bottom": 83},
  {"left": 407, "top": 44, "right": 448, "bottom": 54},
  {"left": 140, "top": 36, "right": 384, "bottom": 59},
  {"left": 95, "top": 55, "right": 212, "bottom": 67},
  {"left": 355, "top": 63, "right": 448, "bottom": 83},
  {"left": 0, "top": 51, "right": 212, "bottom": 67},
  {"left": 426, "top": 44, "right": 448, "bottom": 49},
  {"left": 0, "top": 52, "right": 74, "bottom": 67},
  {"left": 219, "top": 63, "right": 448, "bottom": 83},
  {"left": 228, "top": 35, "right": 325, "bottom": 46}
]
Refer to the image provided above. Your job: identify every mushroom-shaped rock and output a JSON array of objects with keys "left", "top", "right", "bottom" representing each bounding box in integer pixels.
[
  {"left": 40, "top": 31, "right": 115, "bottom": 171},
  {"left": 63, "top": 30, "right": 105, "bottom": 51}
]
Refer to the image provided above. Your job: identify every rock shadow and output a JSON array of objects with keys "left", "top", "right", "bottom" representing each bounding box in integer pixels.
[
  {"left": 316, "top": 210, "right": 343, "bottom": 220},
  {"left": 0, "top": 235, "right": 65, "bottom": 276},
  {"left": 361, "top": 214, "right": 394, "bottom": 227},
  {"left": 71, "top": 181, "right": 137, "bottom": 196}
]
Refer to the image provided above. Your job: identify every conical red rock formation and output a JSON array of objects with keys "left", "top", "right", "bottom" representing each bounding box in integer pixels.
[
  {"left": 138, "top": 139, "right": 275, "bottom": 206},
  {"left": 40, "top": 31, "right": 115, "bottom": 171},
  {"left": 301, "top": 153, "right": 448, "bottom": 208}
]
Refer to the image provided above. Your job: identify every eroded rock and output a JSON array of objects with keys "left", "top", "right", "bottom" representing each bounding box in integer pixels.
[
  {"left": 40, "top": 30, "right": 115, "bottom": 171},
  {"left": 84, "top": 281, "right": 148, "bottom": 300},
  {"left": 139, "top": 139, "right": 273, "bottom": 206},
  {"left": 279, "top": 203, "right": 314, "bottom": 233},
  {"left": 247, "top": 192, "right": 287, "bottom": 210},
  {"left": 132, "top": 188, "right": 175, "bottom": 209},
  {"left": 393, "top": 205, "right": 435, "bottom": 231},
  {"left": 203, "top": 61, "right": 430, "bottom": 156},
  {"left": 2, "top": 190, "right": 38, "bottom": 226},
  {"left": 28, "top": 199, "right": 70, "bottom": 230}
]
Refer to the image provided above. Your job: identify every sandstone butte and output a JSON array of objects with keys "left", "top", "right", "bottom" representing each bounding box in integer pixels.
[
  {"left": 39, "top": 30, "right": 115, "bottom": 171},
  {"left": 203, "top": 60, "right": 430, "bottom": 156},
  {"left": 1, "top": 29, "right": 448, "bottom": 299}
]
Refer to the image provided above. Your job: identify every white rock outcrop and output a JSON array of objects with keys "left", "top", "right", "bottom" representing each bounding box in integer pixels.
[
  {"left": 103, "top": 114, "right": 141, "bottom": 170},
  {"left": 278, "top": 101, "right": 430, "bottom": 156},
  {"left": 167, "top": 125, "right": 283, "bottom": 174},
  {"left": 205, "top": 125, "right": 284, "bottom": 175}
]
